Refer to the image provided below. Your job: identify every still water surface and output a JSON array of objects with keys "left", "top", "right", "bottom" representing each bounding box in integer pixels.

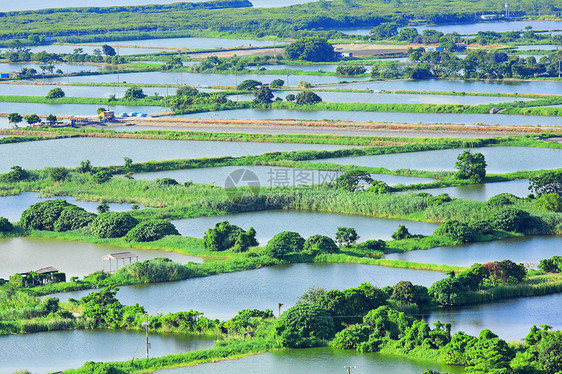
[
  {"left": 385, "top": 235, "right": 562, "bottom": 267},
  {"left": 157, "top": 347, "right": 464, "bottom": 374},
  {"left": 0, "top": 138, "right": 354, "bottom": 172},
  {"left": 55, "top": 263, "right": 446, "bottom": 319},
  {"left": 402, "top": 179, "right": 530, "bottom": 201},
  {"left": 0, "top": 329, "right": 214, "bottom": 374},
  {"left": 171, "top": 210, "right": 440, "bottom": 243},
  {"left": 129, "top": 165, "right": 436, "bottom": 187},
  {"left": 0, "top": 192, "right": 140, "bottom": 222},
  {"left": 0, "top": 237, "right": 201, "bottom": 279},
  {"left": 310, "top": 146, "right": 562, "bottom": 173}
]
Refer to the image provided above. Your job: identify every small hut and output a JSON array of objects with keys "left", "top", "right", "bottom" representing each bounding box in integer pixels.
[{"left": 102, "top": 252, "right": 139, "bottom": 273}]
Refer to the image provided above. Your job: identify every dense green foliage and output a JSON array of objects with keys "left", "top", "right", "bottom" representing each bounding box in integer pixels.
[
  {"left": 124, "top": 220, "right": 180, "bottom": 242},
  {"left": 529, "top": 170, "right": 562, "bottom": 196},
  {"left": 284, "top": 37, "right": 334, "bottom": 62},
  {"left": 89, "top": 212, "right": 138, "bottom": 238},
  {"left": 303, "top": 234, "right": 339, "bottom": 256},
  {"left": 265, "top": 231, "right": 305, "bottom": 259},
  {"left": 19, "top": 200, "right": 93, "bottom": 232},
  {"left": 203, "top": 221, "right": 258, "bottom": 252},
  {"left": 454, "top": 150, "right": 487, "bottom": 182}
]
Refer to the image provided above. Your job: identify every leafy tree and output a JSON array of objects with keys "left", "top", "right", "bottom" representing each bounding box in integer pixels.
[
  {"left": 0, "top": 217, "right": 13, "bottom": 232},
  {"left": 155, "top": 178, "right": 179, "bottom": 187},
  {"left": 354, "top": 239, "right": 386, "bottom": 252},
  {"left": 101, "top": 44, "right": 116, "bottom": 57},
  {"left": 529, "top": 171, "right": 562, "bottom": 196},
  {"left": 370, "top": 23, "right": 398, "bottom": 39},
  {"left": 295, "top": 90, "right": 322, "bottom": 105},
  {"left": 487, "top": 193, "right": 519, "bottom": 207},
  {"left": 274, "top": 304, "right": 335, "bottom": 348},
  {"left": 97, "top": 203, "right": 110, "bottom": 214},
  {"left": 297, "top": 286, "right": 327, "bottom": 305},
  {"left": 269, "top": 79, "right": 284, "bottom": 88},
  {"left": 53, "top": 206, "right": 96, "bottom": 232},
  {"left": 335, "top": 227, "right": 358, "bottom": 247},
  {"left": 536, "top": 193, "right": 562, "bottom": 212},
  {"left": 253, "top": 86, "right": 274, "bottom": 104},
  {"left": 176, "top": 85, "right": 199, "bottom": 98},
  {"left": 489, "top": 208, "right": 532, "bottom": 233},
  {"left": 124, "top": 157, "right": 133, "bottom": 168},
  {"left": 92, "top": 170, "right": 113, "bottom": 184},
  {"left": 46, "top": 114, "right": 57, "bottom": 124},
  {"left": 367, "top": 180, "right": 390, "bottom": 194},
  {"left": 428, "top": 276, "right": 467, "bottom": 306},
  {"left": 3, "top": 166, "right": 29, "bottom": 182},
  {"left": 539, "top": 255, "right": 562, "bottom": 273},
  {"left": 284, "top": 37, "right": 335, "bottom": 62},
  {"left": 303, "top": 234, "right": 339, "bottom": 255},
  {"left": 20, "top": 200, "right": 72, "bottom": 231},
  {"left": 332, "top": 324, "right": 373, "bottom": 349},
  {"left": 285, "top": 94, "right": 295, "bottom": 102},
  {"left": 89, "top": 212, "right": 139, "bottom": 238},
  {"left": 125, "top": 220, "right": 180, "bottom": 242},
  {"left": 78, "top": 160, "right": 92, "bottom": 174},
  {"left": 124, "top": 86, "right": 146, "bottom": 100},
  {"left": 97, "top": 107, "right": 106, "bottom": 115},
  {"left": 454, "top": 150, "right": 487, "bottom": 182},
  {"left": 203, "top": 221, "right": 257, "bottom": 252},
  {"left": 25, "top": 114, "right": 41, "bottom": 126},
  {"left": 265, "top": 231, "right": 305, "bottom": 259},
  {"left": 297, "top": 81, "right": 311, "bottom": 88},
  {"left": 466, "top": 329, "right": 515, "bottom": 373},
  {"left": 537, "top": 331, "right": 562, "bottom": 373},
  {"left": 336, "top": 65, "right": 367, "bottom": 76},
  {"left": 391, "top": 225, "right": 413, "bottom": 240},
  {"left": 332, "top": 169, "right": 372, "bottom": 192},
  {"left": 390, "top": 281, "right": 431, "bottom": 310},
  {"left": 46, "top": 87, "right": 65, "bottom": 99},
  {"left": 237, "top": 79, "right": 262, "bottom": 90},
  {"left": 434, "top": 219, "right": 475, "bottom": 243},
  {"left": 8, "top": 113, "right": 23, "bottom": 127},
  {"left": 48, "top": 167, "right": 69, "bottom": 182}
]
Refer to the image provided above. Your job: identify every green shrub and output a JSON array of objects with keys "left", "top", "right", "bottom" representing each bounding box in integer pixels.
[
  {"left": 434, "top": 219, "right": 475, "bottom": 243},
  {"left": 20, "top": 200, "right": 71, "bottom": 231},
  {"left": 53, "top": 206, "right": 96, "bottom": 232},
  {"left": 487, "top": 193, "right": 519, "bottom": 207},
  {"left": 0, "top": 217, "right": 13, "bottom": 232},
  {"left": 536, "top": 193, "right": 562, "bottom": 212},
  {"left": 125, "top": 220, "right": 180, "bottom": 242},
  {"left": 332, "top": 324, "right": 373, "bottom": 349},
  {"left": 89, "top": 212, "right": 138, "bottom": 238},
  {"left": 92, "top": 170, "right": 113, "bottom": 184},
  {"left": 265, "top": 231, "right": 305, "bottom": 259},
  {"left": 427, "top": 193, "right": 453, "bottom": 206},
  {"left": 203, "top": 221, "right": 257, "bottom": 251},
  {"left": 303, "top": 234, "right": 339, "bottom": 256},
  {"left": 335, "top": 227, "right": 359, "bottom": 247},
  {"left": 275, "top": 304, "right": 335, "bottom": 348},
  {"left": 116, "top": 258, "right": 191, "bottom": 283},
  {"left": 539, "top": 255, "right": 562, "bottom": 273},
  {"left": 367, "top": 180, "right": 391, "bottom": 194},
  {"left": 489, "top": 208, "right": 532, "bottom": 233},
  {"left": 391, "top": 224, "right": 413, "bottom": 240},
  {"left": 355, "top": 239, "right": 387, "bottom": 252},
  {"left": 155, "top": 178, "right": 179, "bottom": 186},
  {"left": 2, "top": 166, "right": 29, "bottom": 182},
  {"left": 47, "top": 167, "right": 69, "bottom": 182},
  {"left": 468, "top": 219, "right": 494, "bottom": 234}
]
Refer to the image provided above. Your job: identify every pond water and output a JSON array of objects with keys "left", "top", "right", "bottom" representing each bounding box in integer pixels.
[
  {"left": 0, "top": 83, "right": 158, "bottom": 98},
  {"left": 232, "top": 90, "right": 531, "bottom": 105},
  {"left": 172, "top": 108, "right": 562, "bottom": 126},
  {"left": 338, "top": 20, "right": 562, "bottom": 35},
  {"left": 0, "top": 329, "right": 214, "bottom": 374},
  {"left": 385, "top": 235, "right": 562, "bottom": 267},
  {"left": 334, "top": 78, "right": 562, "bottom": 96},
  {"left": 0, "top": 102, "right": 165, "bottom": 118},
  {"left": 42, "top": 71, "right": 368, "bottom": 86},
  {"left": 128, "top": 165, "right": 436, "bottom": 188},
  {"left": 54, "top": 263, "right": 446, "bottom": 319},
  {"left": 171, "top": 210, "right": 439, "bottom": 244},
  {"left": 516, "top": 44, "right": 560, "bottom": 51},
  {"left": 8, "top": 0, "right": 316, "bottom": 11},
  {"left": 425, "top": 293, "right": 562, "bottom": 341},
  {"left": 0, "top": 237, "right": 202, "bottom": 279},
  {"left": 26, "top": 44, "right": 173, "bottom": 56},
  {"left": 0, "top": 191, "right": 141, "bottom": 222},
  {"left": 90, "top": 37, "right": 285, "bottom": 50},
  {"left": 0, "top": 62, "right": 104, "bottom": 74},
  {"left": 157, "top": 347, "right": 464, "bottom": 374},
  {"left": 309, "top": 146, "right": 562, "bottom": 173},
  {"left": 0, "top": 138, "right": 355, "bottom": 172},
  {"left": 402, "top": 179, "right": 530, "bottom": 201}
]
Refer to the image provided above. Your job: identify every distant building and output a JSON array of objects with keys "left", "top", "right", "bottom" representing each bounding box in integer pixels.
[
  {"left": 337, "top": 52, "right": 353, "bottom": 58},
  {"left": 101, "top": 111, "right": 115, "bottom": 121},
  {"left": 0, "top": 73, "right": 9, "bottom": 79},
  {"left": 455, "top": 43, "right": 467, "bottom": 52},
  {"left": 425, "top": 46, "right": 445, "bottom": 52},
  {"left": 481, "top": 14, "right": 498, "bottom": 20}
]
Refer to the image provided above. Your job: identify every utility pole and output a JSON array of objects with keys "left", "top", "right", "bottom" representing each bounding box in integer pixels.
[
  {"left": 277, "top": 303, "right": 284, "bottom": 317},
  {"left": 344, "top": 366, "right": 356, "bottom": 374},
  {"left": 142, "top": 315, "right": 151, "bottom": 359}
]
